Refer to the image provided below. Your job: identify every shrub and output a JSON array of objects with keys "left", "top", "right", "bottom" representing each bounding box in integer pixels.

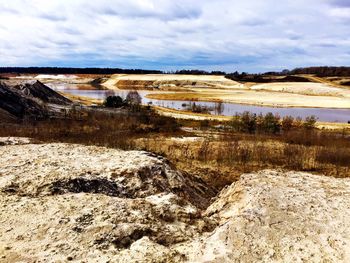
[
  {"left": 229, "top": 112, "right": 257, "bottom": 133},
  {"left": 200, "top": 119, "right": 210, "bottom": 129},
  {"left": 214, "top": 102, "right": 224, "bottom": 115},
  {"left": 125, "top": 91, "right": 142, "bottom": 111},
  {"left": 186, "top": 102, "right": 211, "bottom": 114},
  {"left": 256, "top": 113, "right": 264, "bottom": 132},
  {"left": 303, "top": 115, "right": 317, "bottom": 130},
  {"left": 103, "top": 96, "right": 124, "bottom": 108},
  {"left": 241, "top": 111, "right": 257, "bottom": 133},
  {"left": 294, "top": 117, "right": 303, "bottom": 128},
  {"left": 126, "top": 91, "right": 142, "bottom": 106},
  {"left": 262, "top": 112, "right": 281, "bottom": 134},
  {"left": 281, "top": 116, "right": 294, "bottom": 132},
  {"left": 230, "top": 113, "right": 241, "bottom": 131}
]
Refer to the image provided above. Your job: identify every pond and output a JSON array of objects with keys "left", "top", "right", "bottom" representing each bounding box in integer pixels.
[{"left": 49, "top": 85, "right": 350, "bottom": 123}]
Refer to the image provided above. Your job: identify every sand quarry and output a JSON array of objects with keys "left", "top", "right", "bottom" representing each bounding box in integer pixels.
[
  {"left": 136, "top": 76, "right": 350, "bottom": 109},
  {"left": 96, "top": 74, "right": 350, "bottom": 109},
  {"left": 9, "top": 73, "right": 350, "bottom": 109}
]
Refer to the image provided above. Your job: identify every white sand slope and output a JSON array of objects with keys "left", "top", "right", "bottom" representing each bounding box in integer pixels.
[
  {"left": 102, "top": 74, "right": 242, "bottom": 90},
  {"left": 35, "top": 74, "right": 78, "bottom": 80},
  {"left": 1, "top": 141, "right": 350, "bottom": 262},
  {"left": 180, "top": 170, "right": 350, "bottom": 262},
  {"left": 251, "top": 82, "right": 350, "bottom": 98}
]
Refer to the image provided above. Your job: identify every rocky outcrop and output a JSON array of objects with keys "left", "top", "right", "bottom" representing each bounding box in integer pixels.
[
  {"left": 0, "top": 142, "right": 216, "bottom": 262},
  {"left": 0, "top": 82, "right": 48, "bottom": 120},
  {"left": 0, "top": 81, "right": 71, "bottom": 122},
  {"left": 15, "top": 80, "right": 71, "bottom": 105},
  {"left": 180, "top": 170, "right": 350, "bottom": 262},
  {"left": 0, "top": 108, "right": 17, "bottom": 122},
  {"left": 1, "top": 141, "right": 350, "bottom": 262}
]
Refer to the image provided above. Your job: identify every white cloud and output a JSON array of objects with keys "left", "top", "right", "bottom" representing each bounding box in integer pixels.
[
  {"left": 329, "top": 7, "right": 350, "bottom": 20},
  {"left": 0, "top": 0, "right": 349, "bottom": 72}
]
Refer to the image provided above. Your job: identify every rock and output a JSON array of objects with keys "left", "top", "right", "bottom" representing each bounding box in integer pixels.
[
  {"left": 15, "top": 80, "right": 71, "bottom": 105},
  {"left": 0, "top": 137, "right": 32, "bottom": 146},
  {"left": 0, "top": 142, "right": 216, "bottom": 262},
  {"left": 117, "top": 237, "right": 186, "bottom": 262},
  {"left": 0, "top": 81, "right": 71, "bottom": 122},
  {"left": 0, "top": 108, "right": 17, "bottom": 123},
  {"left": 0, "top": 82, "right": 47, "bottom": 119},
  {"left": 0, "top": 143, "right": 215, "bottom": 206},
  {"left": 181, "top": 170, "right": 350, "bottom": 263}
]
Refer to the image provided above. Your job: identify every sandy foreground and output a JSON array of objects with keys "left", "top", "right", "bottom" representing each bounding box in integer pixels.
[{"left": 1, "top": 138, "right": 350, "bottom": 262}]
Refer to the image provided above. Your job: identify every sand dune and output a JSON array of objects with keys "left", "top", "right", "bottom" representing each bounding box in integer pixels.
[
  {"left": 250, "top": 82, "right": 350, "bottom": 97},
  {"left": 102, "top": 74, "right": 242, "bottom": 90}
]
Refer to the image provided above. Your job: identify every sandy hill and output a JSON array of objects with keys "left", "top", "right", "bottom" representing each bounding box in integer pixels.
[
  {"left": 0, "top": 82, "right": 47, "bottom": 120},
  {"left": 250, "top": 82, "right": 350, "bottom": 98},
  {"left": 0, "top": 81, "right": 71, "bottom": 122},
  {"left": 1, "top": 140, "right": 350, "bottom": 262},
  {"left": 102, "top": 74, "right": 242, "bottom": 90}
]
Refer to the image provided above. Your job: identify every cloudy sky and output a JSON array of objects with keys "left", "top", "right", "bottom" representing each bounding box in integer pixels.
[{"left": 0, "top": 0, "right": 349, "bottom": 72}]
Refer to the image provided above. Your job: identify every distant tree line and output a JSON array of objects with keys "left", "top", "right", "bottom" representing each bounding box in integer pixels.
[
  {"left": 170, "top": 70, "right": 226, "bottom": 75},
  {"left": 289, "top": 67, "right": 350, "bottom": 77},
  {"left": 1, "top": 66, "right": 349, "bottom": 77},
  {"left": 0, "top": 67, "right": 162, "bottom": 75},
  {"left": 225, "top": 72, "right": 311, "bottom": 83}
]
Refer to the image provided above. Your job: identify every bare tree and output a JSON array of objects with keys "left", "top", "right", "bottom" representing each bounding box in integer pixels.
[{"left": 126, "top": 91, "right": 142, "bottom": 106}]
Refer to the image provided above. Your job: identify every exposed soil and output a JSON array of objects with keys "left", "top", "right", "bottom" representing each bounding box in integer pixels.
[{"left": 1, "top": 139, "right": 350, "bottom": 262}]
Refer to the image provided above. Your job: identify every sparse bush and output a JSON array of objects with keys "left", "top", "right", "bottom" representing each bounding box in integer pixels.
[
  {"left": 126, "top": 91, "right": 142, "bottom": 111},
  {"left": 230, "top": 113, "right": 241, "bottom": 131},
  {"left": 214, "top": 102, "right": 224, "bottom": 115},
  {"left": 256, "top": 113, "right": 264, "bottom": 132},
  {"left": 186, "top": 102, "right": 211, "bottom": 114},
  {"left": 0, "top": 106, "right": 180, "bottom": 149},
  {"left": 294, "top": 117, "right": 303, "bottom": 128},
  {"left": 103, "top": 96, "right": 124, "bottom": 108},
  {"left": 281, "top": 116, "right": 294, "bottom": 132},
  {"left": 229, "top": 111, "right": 257, "bottom": 133},
  {"left": 230, "top": 112, "right": 281, "bottom": 134},
  {"left": 262, "top": 112, "right": 281, "bottom": 134},
  {"left": 200, "top": 119, "right": 210, "bottom": 129},
  {"left": 303, "top": 115, "right": 317, "bottom": 130}
]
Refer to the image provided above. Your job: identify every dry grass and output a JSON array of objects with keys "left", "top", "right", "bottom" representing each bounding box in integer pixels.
[
  {"left": 0, "top": 107, "right": 181, "bottom": 150},
  {"left": 133, "top": 127, "right": 350, "bottom": 189},
  {"left": 1, "top": 107, "right": 350, "bottom": 191}
]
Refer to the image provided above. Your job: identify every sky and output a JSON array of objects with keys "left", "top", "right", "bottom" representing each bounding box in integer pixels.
[{"left": 0, "top": 0, "right": 349, "bottom": 73}]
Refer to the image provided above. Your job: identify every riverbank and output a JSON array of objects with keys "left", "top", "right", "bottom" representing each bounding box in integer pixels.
[
  {"left": 146, "top": 88, "right": 350, "bottom": 109},
  {"left": 153, "top": 106, "right": 350, "bottom": 131},
  {"left": 59, "top": 92, "right": 350, "bottom": 130}
]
